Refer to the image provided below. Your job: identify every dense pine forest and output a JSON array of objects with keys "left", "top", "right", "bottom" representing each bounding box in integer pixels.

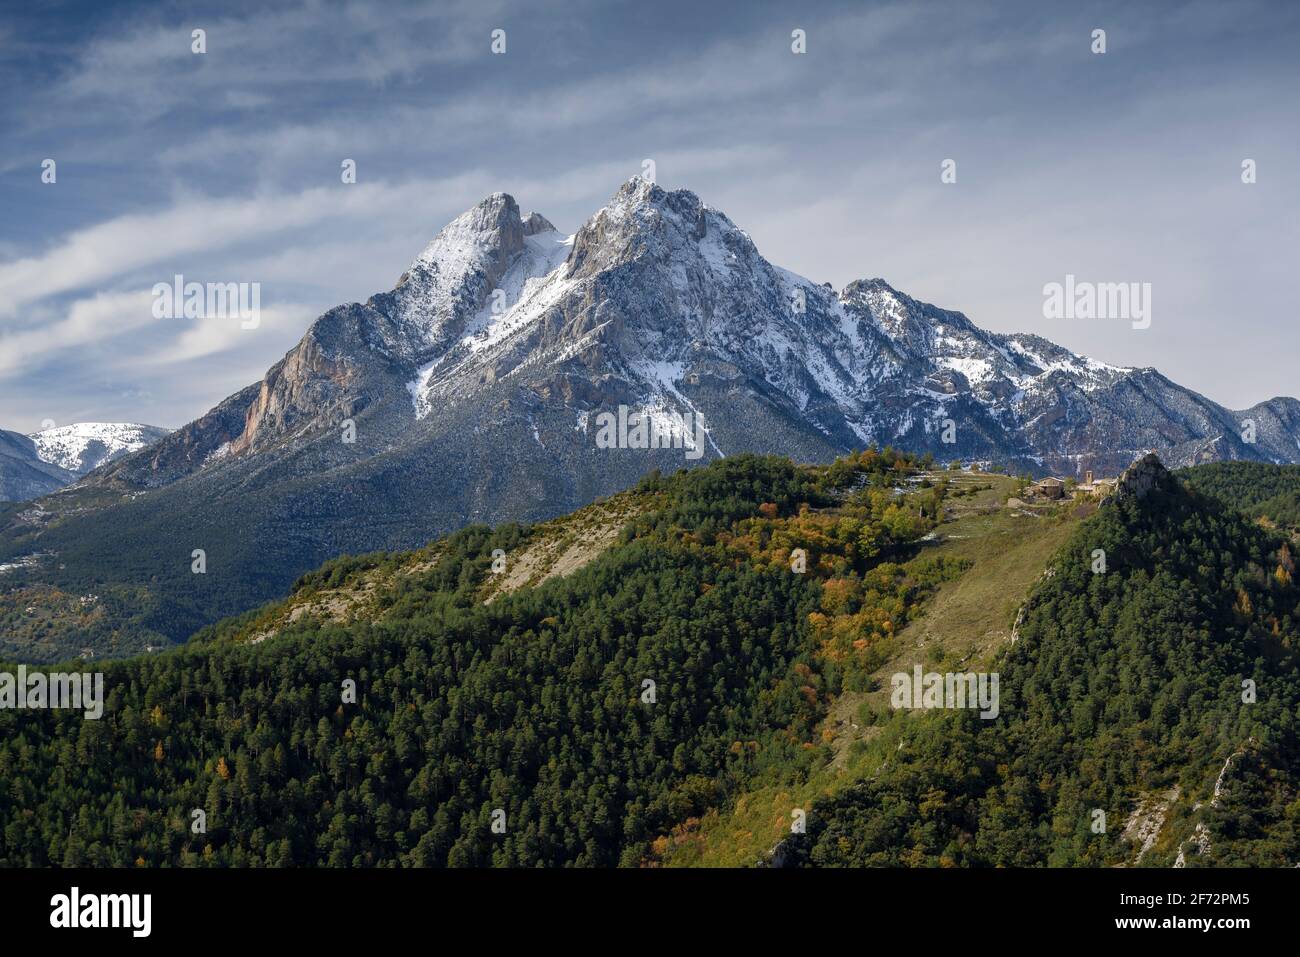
[
  {"left": 2, "top": 453, "right": 1297, "bottom": 867},
  {"left": 1179, "top": 460, "right": 1300, "bottom": 529}
]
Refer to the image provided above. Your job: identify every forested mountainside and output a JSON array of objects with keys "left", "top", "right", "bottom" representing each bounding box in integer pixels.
[
  {"left": 0, "top": 430, "right": 74, "bottom": 503},
  {"left": 2, "top": 453, "right": 1297, "bottom": 867},
  {"left": 1179, "top": 461, "right": 1300, "bottom": 529},
  {"left": 2, "top": 450, "right": 957, "bottom": 866}
]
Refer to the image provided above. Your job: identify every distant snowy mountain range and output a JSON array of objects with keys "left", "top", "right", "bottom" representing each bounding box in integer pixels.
[{"left": 0, "top": 423, "right": 167, "bottom": 501}]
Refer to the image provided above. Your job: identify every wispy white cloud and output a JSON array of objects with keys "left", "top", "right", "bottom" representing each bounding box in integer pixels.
[
  {"left": 0, "top": 290, "right": 157, "bottom": 375},
  {"left": 141, "top": 302, "right": 320, "bottom": 367},
  {"left": 0, "top": 176, "right": 486, "bottom": 316},
  {"left": 52, "top": 0, "right": 508, "bottom": 118}
]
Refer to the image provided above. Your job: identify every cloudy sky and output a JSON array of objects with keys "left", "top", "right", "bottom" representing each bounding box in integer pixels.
[{"left": 1, "top": 0, "right": 1296, "bottom": 433}]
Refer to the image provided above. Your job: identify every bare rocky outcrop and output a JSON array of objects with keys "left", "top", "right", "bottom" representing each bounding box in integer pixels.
[
  {"left": 521, "top": 211, "right": 555, "bottom": 236},
  {"left": 1174, "top": 741, "right": 1253, "bottom": 867},
  {"left": 1110, "top": 452, "right": 1175, "bottom": 504},
  {"left": 1122, "top": 787, "right": 1179, "bottom": 863},
  {"left": 1010, "top": 566, "right": 1055, "bottom": 644}
]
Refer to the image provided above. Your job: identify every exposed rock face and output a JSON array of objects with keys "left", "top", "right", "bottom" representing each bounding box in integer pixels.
[
  {"left": 521, "top": 211, "right": 555, "bottom": 236},
  {"left": 1173, "top": 740, "right": 1253, "bottom": 868},
  {"left": 766, "top": 838, "right": 796, "bottom": 868},
  {"left": 1122, "top": 787, "right": 1180, "bottom": 864},
  {"left": 1111, "top": 452, "right": 1176, "bottom": 503}
]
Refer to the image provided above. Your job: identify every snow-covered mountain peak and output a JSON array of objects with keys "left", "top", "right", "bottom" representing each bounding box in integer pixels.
[
  {"left": 403, "top": 212, "right": 575, "bottom": 418},
  {"left": 407, "top": 191, "right": 525, "bottom": 278},
  {"left": 521, "top": 211, "right": 555, "bottom": 236},
  {"left": 387, "top": 182, "right": 1240, "bottom": 470},
  {"left": 391, "top": 193, "right": 567, "bottom": 355},
  {"left": 569, "top": 179, "right": 754, "bottom": 279}
]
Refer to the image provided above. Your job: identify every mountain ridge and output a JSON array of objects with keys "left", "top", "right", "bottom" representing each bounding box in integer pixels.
[{"left": 97, "top": 177, "right": 1300, "bottom": 492}]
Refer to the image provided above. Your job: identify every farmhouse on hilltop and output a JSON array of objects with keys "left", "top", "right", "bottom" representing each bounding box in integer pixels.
[{"left": 1030, "top": 476, "right": 1066, "bottom": 500}]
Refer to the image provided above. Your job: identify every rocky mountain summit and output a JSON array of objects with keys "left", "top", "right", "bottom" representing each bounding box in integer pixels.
[{"left": 1111, "top": 452, "right": 1178, "bottom": 503}]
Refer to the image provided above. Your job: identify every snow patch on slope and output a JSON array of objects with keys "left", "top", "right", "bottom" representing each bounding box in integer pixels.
[
  {"left": 461, "top": 231, "right": 574, "bottom": 353},
  {"left": 407, "top": 228, "right": 575, "bottom": 420},
  {"left": 628, "top": 357, "right": 724, "bottom": 458}
]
